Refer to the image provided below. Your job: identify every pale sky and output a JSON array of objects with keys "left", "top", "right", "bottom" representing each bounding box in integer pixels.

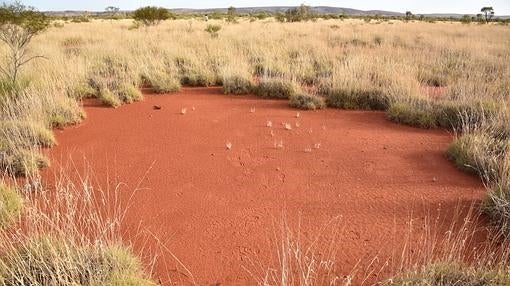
[{"left": 10, "top": 0, "right": 510, "bottom": 15}]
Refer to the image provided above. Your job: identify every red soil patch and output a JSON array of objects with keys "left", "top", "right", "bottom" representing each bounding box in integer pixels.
[{"left": 42, "top": 87, "right": 485, "bottom": 285}]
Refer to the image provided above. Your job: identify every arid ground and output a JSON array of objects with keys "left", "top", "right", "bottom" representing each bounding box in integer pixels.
[{"left": 42, "top": 87, "right": 486, "bottom": 285}]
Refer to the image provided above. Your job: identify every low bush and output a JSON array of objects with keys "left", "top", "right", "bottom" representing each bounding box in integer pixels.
[
  {"left": 0, "top": 236, "right": 155, "bottom": 285},
  {"left": 386, "top": 262, "right": 510, "bottom": 286},
  {"left": 255, "top": 78, "right": 300, "bottom": 99},
  {"left": 205, "top": 24, "right": 221, "bottom": 38},
  {"left": 0, "top": 183, "right": 22, "bottom": 228},
  {"left": 289, "top": 93, "right": 326, "bottom": 110},
  {"left": 222, "top": 75, "right": 253, "bottom": 95},
  {"left": 326, "top": 88, "right": 390, "bottom": 110}
]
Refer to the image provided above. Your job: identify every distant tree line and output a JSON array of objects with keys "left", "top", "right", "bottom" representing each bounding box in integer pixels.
[{"left": 44, "top": 5, "right": 509, "bottom": 26}]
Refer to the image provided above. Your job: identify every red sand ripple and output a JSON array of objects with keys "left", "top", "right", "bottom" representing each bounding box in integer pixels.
[{"left": 41, "top": 87, "right": 486, "bottom": 285}]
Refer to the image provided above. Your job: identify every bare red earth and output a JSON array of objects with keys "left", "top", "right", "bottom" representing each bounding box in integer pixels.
[{"left": 43, "top": 87, "right": 485, "bottom": 285}]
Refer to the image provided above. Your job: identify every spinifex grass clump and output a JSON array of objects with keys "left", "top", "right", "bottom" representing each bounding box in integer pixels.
[
  {"left": 387, "top": 98, "right": 503, "bottom": 129},
  {"left": 326, "top": 88, "right": 390, "bottom": 110},
  {"left": 0, "top": 121, "right": 55, "bottom": 148},
  {"left": 89, "top": 56, "right": 141, "bottom": 107},
  {"left": 0, "top": 183, "right": 22, "bottom": 228},
  {"left": 386, "top": 99, "right": 438, "bottom": 128},
  {"left": 386, "top": 262, "right": 510, "bottom": 286},
  {"left": 222, "top": 74, "right": 253, "bottom": 95},
  {"left": 0, "top": 148, "right": 50, "bottom": 177},
  {"left": 142, "top": 70, "right": 181, "bottom": 94},
  {"left": 445, "top": 113, "right": 510, "bottom": 235},
  {"left": 0, "top": 169, "right": 157, "bottom": 285},
  {"left": 0, "top": 237, "right": 154, "bottom": 286},
  {"left": 255, "top": 78, "right": 300, "bottom": 99},
  {"left": 289, "top": 93, "right": 326, "bottom": 110},
  {"left": 176, "top": 56, "right": 218, "bottom": 87}
]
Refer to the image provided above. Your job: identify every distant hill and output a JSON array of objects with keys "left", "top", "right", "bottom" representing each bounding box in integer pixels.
[
  {"left": 170, "top": 6, "right": 403, "bottom": 16},
  {"left": 44, "top": 6, "right": 509, "bottom": 19}
]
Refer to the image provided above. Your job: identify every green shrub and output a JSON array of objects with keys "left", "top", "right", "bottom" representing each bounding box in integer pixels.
[
  {"left": 289, "top": 93, "right": 326, "bottom": 110},
  {"left": 326, "top": 88, "right": 390, "bottom": 110},
  {"left": 0, "top": 183, "right": 22, "bottom": 228},
  {"left": 222, "top": 75, "right": 253, "bottom": 94},
  {"left": 255, "top": 78, "right": 300, "bottom": 99},
  {"left": 386, "top": 262, "right": 510, "bottom": 285},
  {"left": 386, "top": 102, "right": 437, "bottom": 128},
  {"left": 0, "top": 236, "right": 155, "bottom": 285},
  {"left": 133, "top": 6, "right": 170, "bottom": 26},
  {"left": 0, "top": 121, "right": 55, "bottom": 148},
  {"left": 98, "top": 88, "right": 121, "bottom": 108}
]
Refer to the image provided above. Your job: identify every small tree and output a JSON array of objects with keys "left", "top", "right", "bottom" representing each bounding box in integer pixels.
[
  {"left": 133, "top": 6, "right": 169, "bottom": 26},
  {"left": 227, "top": 6, "right": 237, "bottom": 23},
  {"left": 405, "top": 11, "right": 413, "bottom": 20},
  {"left": 461, "top": 14, "right": 472, "bottom": 24},
  {"left": 481, "top": 7, "right": 495, "bottom": 23},
  {"left": 476, "top": 13, "right": 484, "bottom": 22},
  {"left": 105, "top": 6, "right": 120, "bottom": 20},
  {"left": 0, "top": 1, "right": 49, "bottom": 86},
  {"left": 284, "top": 4, "right": 312, "bottom": 22}
]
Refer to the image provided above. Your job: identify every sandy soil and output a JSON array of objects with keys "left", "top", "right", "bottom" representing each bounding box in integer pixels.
[{"left": 42, "top": 87, "right": 485, "bottom": 285}]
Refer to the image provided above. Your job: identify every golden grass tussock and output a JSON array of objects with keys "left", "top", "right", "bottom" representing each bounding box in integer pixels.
[{"left": 0, "top": 168, "right": 156, "bottom": 285}]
